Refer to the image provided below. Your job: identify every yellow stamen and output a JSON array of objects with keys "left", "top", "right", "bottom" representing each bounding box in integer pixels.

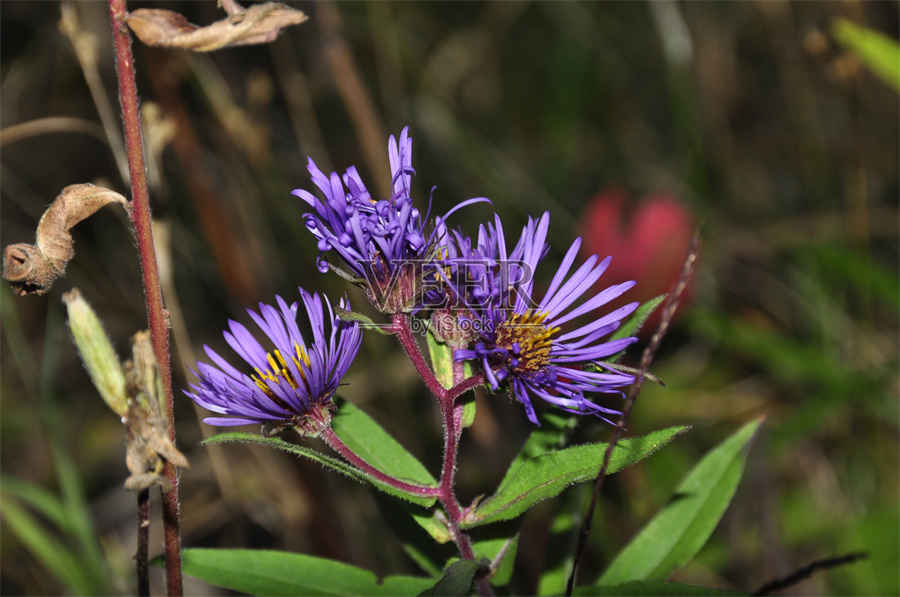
[
  {"left": 251, "top": 342, "right": 310, "bottom": 398},
  {"left": 495, "top": 309, "right": 559, "bottom": 372}
]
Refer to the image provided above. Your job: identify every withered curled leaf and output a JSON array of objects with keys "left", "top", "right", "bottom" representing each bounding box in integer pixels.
[
  {"left": 3, "top": 183, "right": 128, "bottom": 295},
  {"left": 126, "top": 3, "right": 307, "bottom": 52},
  {"left": 123, "top": 331, "right": 189, "bottom": 491}
]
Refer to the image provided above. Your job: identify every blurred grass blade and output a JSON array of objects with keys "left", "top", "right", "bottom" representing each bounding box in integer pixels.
[
  {"left": 0, "top": 476, "right": 69, "bottom": 532},
  {"left": 171, "top": 548, "right": 434, "bottom": 596},
  {"left": 52, "top": 443, "right": 107, "bottom": 589},
  {"left": 599, "top": 418, "right": 763, "bottom": 585},
  {"left": 833, "top": 19, "right": 900, "bottom": 92},
  {"left": 0, "top": 496, "right": 96, "bottom": 594}
]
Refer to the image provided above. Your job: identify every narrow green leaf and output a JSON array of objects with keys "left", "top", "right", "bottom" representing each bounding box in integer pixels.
[
  {"left": 426, "top": 329, "right": 455, "bottom": 389},
  {"left": 611, "top": 294, "right": 667, "bottom": 343},
  {"left": 599, "top": 419, "right": 763, "bottom": 585},
  {"left": 0, "top": 497, "right": 96, "bottom": 594},
  {"left": 573, "top": 580, "right": 746, "bottom": 595},
  {"left": 203, "top": 431, "right": 436, "bottom": 507},
  {"left": 599, "top": 294, "right": 667, "bottom": 363},
  {"left": 0, "top": 476, "right": 69, "bottom": 532},
  {"left": 402, "top": 543, "right": 442, "bottom": 577},
  {"left": 462, "top": 426, "right": 690, "bottom": 528},
  {"left": 833, "top": 19, "right": 900, "bottom": 92},
  {"left": 174, "top": 548, "right": 434, "bottom": 596},
  {"left": 443, "top": 535, "right": 519, "bottom": 586},
  {"left": 52, "top": 444, "right": 107, "bottom": 589},
  {"left": 426, "top": 330, "right": 477, "bottom": 428},
  {"left": 332, "top": 399, "right": 438, "bottom": 488},
  {"left": 418, "top": 559, "right": 489, "bottom": 597},
  {"left": 336, "top": 308, "right": 392, "bottom": 335},
  {"left": 411, "top": 510, "right": 452, "bottom": 543}
]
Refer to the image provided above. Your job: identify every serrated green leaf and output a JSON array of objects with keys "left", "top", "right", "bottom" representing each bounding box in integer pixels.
[
  {"left": 171, "top": 548, "right": 434, "bottom": 596},
  {"left": 418, "top": 559, "right": 489, "bottom": 597},
  {"left": 573, "top": 580, "right": 746, "bottom": 595},
  {"left": 599, "top": 419, "right": 763, "bottom": 585},
  {"left": 462, "top": 426, "right": 690, "bottom": 528},
  {"left": 0, "top": 496, "right": 97, "bottom": 595},
  {"left": 203, "top": 431, "right": 436, "bottom": 507},
  {"left": 611, "top": 294, "right": 667, "bottom": 343},
  {"left": 833, "top": 19, "right": 900, "bottom": 92},
  {"left": 332, "top": 399, "right": 438, "bottom": 488}
]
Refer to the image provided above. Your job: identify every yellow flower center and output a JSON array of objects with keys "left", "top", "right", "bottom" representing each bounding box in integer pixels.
[
  {"left": 495, "top": 310, "right": 560, "bottom": 372},
  {"left": 251, "top": 342, "right": 311, "bottom": 398}
]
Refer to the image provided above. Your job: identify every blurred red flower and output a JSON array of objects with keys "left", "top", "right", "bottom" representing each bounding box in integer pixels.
[{"left": 581, "top": 188, "right": 695, "bottom": 336}]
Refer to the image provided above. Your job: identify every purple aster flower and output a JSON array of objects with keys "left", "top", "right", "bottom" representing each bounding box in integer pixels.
[
  {"left": 453, "top": 212, "right": 640, "bottom": 425},
  {"left": 185, "top": 289, "right": 361, "bottom": 435},
  {"left": 291, "top": 126, "right": 487, "bottom": 311}
]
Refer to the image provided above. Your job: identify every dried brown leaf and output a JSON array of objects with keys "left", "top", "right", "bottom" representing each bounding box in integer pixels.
[
  {"left": 126, "top": 3, "right": 307, "bottom": 52},
  {"left": 3, "top": 183, "right": 128, "bottom": 295}
]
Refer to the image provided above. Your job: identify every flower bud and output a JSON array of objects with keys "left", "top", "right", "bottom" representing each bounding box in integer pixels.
[{"left": 62, "top": 288, "right": 128, "bottom": 417}]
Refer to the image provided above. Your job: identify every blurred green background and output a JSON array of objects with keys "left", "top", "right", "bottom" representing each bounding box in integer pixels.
[{"left": 1, "top": 1, "right": 897, "bottom": 595}]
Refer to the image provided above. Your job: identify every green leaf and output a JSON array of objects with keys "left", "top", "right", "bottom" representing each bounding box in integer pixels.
[
  {"left": 833, "top": 19, "right": 900, "bottom": 92},
  {"left": 462, "top": 426, "right": 690, "bottom": 528},
  {"left": 411, "top": 510, "right": 452, "bottom": 543},
  {"left": 332, "top": 399, "right": 438, "bottom": 488},
  {"left": 426, "top": 330, "right": 477, "bottom": 428},
  {"left": 573, "top": 580, "right": 746, "bottom": 595},
  {"left": 203, "top": 431, "right": 436, "bottom": 507},
  {"left": 611, "top": 294, "right": 667, "bottom": 343},
  {"left": 474, "top": 535, "right": 519, "bottom": 586},
  {"left": 173, "top": 548, "right": 434, "bottom": 596},
  {"left": 336, "top": 308, "right": 392, "bottom": 335},
  {"left": 599, "top": 419, "right": 763, "bottom": 585},
  {"left": 0, "top": 496, "right": 97, "bottom": 595},
  {"left": 402, "top": 543, "right": 442, "bottom": 577},
  {"left": 426, "top": 328, "right": 456, "bottom": 388},
  {"left": 418, "top": 559, "right": 489, "bottom": 597}
]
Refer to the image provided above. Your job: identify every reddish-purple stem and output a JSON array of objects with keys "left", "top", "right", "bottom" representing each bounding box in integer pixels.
[
  {"left": 108, "top": 1, "right": 182, "bottom": 594},
  {"left": 320, "top": 428, "right": 441, "bottom": 497},
  {"left": 391, "top": 313, "right": 491, "bottom": 596}
]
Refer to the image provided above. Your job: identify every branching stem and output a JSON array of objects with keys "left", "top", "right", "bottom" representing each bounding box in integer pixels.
[{"left": 391, "top": 313, "right": 492, "bottom": 596}]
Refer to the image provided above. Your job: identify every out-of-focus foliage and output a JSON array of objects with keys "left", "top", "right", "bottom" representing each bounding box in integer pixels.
[{"left": 1, "top": 1, "right": 897, "bottom": 595}]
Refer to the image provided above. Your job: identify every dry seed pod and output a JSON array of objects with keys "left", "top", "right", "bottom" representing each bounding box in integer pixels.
[
  {"left": 124, "top": 330, "right": 189, "bottom": 491},
  {"left": 126, "top": 2, "right": 307, "bottom": 52},
  {"left": 3, "top": 184, "right": 128, "bottom": 295}
]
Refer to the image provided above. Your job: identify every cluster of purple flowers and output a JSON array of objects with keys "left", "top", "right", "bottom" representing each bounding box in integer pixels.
[{"left": 187, "top": 127, "right": 639, "bottom": 430}]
